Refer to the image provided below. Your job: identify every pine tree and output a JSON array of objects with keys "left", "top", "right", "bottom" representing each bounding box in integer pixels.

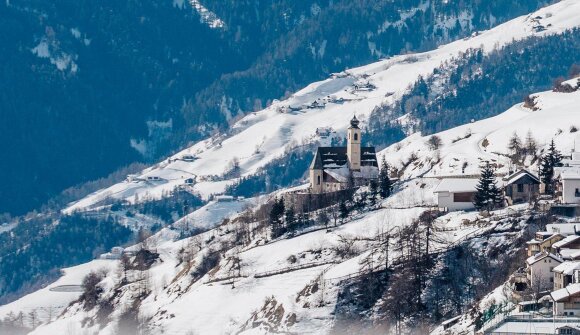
[
  {"left": 369, "top": 179, "right": 379, "bottom": 208},
  {"left": 285, "top": 206, "right": 296, "bottom": 231},
  {"left": 379, "top": 157, "right": 393, "bottom": 199},
  {"left": 524, "top": 130, "right": 537, "bottom": 156},
  {"left": 355, "top": 191, "right": 368, "bottom": 211},
  {"left": 540, "top": 139, "right": 562, "bottom": 194},
  {"left": 339, "top": 200, "right": 349, "bottom": 222},
  {"left": 473, "top": 162, "right": 503, "bottom": 211},
  {"left": 508, "top": 132, "right": 523, "bottom": 163},
  {"left": 269, "top": 197, "right": 285, "bottom": 238}
]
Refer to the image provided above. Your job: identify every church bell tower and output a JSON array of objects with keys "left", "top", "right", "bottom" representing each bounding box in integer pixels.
[{"left": 347, "top": 115, "right": 361, "bottom": 171}]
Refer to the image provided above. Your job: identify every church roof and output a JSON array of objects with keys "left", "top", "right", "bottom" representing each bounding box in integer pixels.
[{"left": 310, "top": 146, "right": 378, "bottom": 170}]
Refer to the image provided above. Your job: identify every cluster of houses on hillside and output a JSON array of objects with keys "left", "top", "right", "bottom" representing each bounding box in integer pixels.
[
  {"left": 525, "top": 230, "right": 580, "bottom": 313},
  {"left": 483, "top": 222, "right": 580, "bottom": 334},
  {"left": 481, "top": 153, "right": 580, "bottom": 334}
]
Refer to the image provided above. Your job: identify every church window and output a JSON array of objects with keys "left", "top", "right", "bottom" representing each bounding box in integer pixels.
[
  {"left": 317, "top": 175, "right": 320, "bottom": 185},
  {"left": 354, "top": 133, "right": 358, "bottom": 141}
]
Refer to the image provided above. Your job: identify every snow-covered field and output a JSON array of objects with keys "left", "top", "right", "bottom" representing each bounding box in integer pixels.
[
  {"left": 64, "top": 0, "right": 580, "bottom": 214},
  {"left": 381, "top": 88, "right": 580, "bottom": 179},
  {"left": 0, "top": 260, "right": 117, "bottom": 324}
]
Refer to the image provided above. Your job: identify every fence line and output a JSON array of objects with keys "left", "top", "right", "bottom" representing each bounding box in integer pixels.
[{"left": 254, "top": 260, "right": 340, "bottom": 279}]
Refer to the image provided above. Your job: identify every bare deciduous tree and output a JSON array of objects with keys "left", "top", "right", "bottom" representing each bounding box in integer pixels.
[{"left": 426, "top": 135, "right": 443, "bottom": 151}]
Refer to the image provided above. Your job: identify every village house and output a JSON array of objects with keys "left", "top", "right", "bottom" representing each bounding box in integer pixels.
[
  {"left": 503, "top": 169, "right": 540, "bottom": 205},
  {"left": 560, "top": 169, "right": 580, "bottom": 204},
  {"left": 551, "top": 283, "right": 580, "bottom": 316},
  {"left": 99, "top": 246, "right": 125, "bottom": 260},
  {"left": 526, "top": 232, "right": 565, "bottom": 257},
  {"left": 553, "top": 261, "right": 580, "bottom": 290},
  {"left": 552, "top": 151, "right": 580, "bottom": 217},
  {"left": 433, "top": 178, "right": 479, "bottom": 211},
  {"left": 433, "top": 168, "right": 540, "bottom": 212},
  {"left": 526, "top": 251, "right": 563, "bottom": 289},
  {"left": 309, "top": 116, "right": 378, "bottom": 194}
]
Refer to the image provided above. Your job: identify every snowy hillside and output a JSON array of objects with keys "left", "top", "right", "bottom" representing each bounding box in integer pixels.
[
  {"left": 2, "top": 1, "right": 580, "bottom": 334},
  {"left": 20, "top": 196, "right": 493, "bottom": 335},
  {"left": 65, "top": 0, "right": 580, "bottom": 213},
  {"left": 381, "top": 86, "right": 580, "bottom": 180},
  {"left": 5, "top": 71, "right": 578, "bottom": 335},
  {"left": 13, "top": 82, "right": 580, "bottom": 334}
]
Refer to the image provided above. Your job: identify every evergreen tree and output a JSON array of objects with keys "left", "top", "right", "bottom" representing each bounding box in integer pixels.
[
  {"left": 473, "top": 162, "right": 503, "bottom": 211},
  {"left": 379, "top": 157, "right": 393, "bottom": 199},
  {"left": 540, "top": 139, "right": 562, "bottom": 194},
  {"left": 369, "top": 180, "right": 379, "bottom": 208},
  {"left": 355, "top": 191, "right": 368, "bottom": 211},
  {"left": 508, "top": 132, "right": 523, "bottom": 163},
  {"left": 284, "top": 206, "right": 296, "bottom": 232},
  {"left": 339, "top": 200, "right": 349, "bottom": 223},
  {"left": 269, "top": 197, "right": 285, "bottom": 238},
  {"left": 524, "top": 130, "right": 537, "bottom": 156}
]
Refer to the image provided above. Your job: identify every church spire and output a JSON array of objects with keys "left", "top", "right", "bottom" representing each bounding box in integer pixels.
[
  {"left": 347, "top": 115, "right": 361, "bottom": 171},
  {"left": 349, "top": 115, "right": 360, "bottom": 129}
]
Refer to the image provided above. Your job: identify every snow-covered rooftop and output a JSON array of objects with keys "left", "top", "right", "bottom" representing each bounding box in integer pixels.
[
  {"left": 553, "top": 261, "right": 580, "bottom": 275},
  {"left": 325, "top": 167, "right": 349, "bottom": 183},
  {"left": 433, "top": 178, "right": 479, "bottom": 193},
  {"left": 492, "top": 320, "right": 580, "bottom": 334},
  {"left": 503, "top": 169, "right": 539, "bottom": 185},
  {"left": 551, "top": 283, "right": 580, "bottom": 302},
  {"left": 560, "top": 249, "right": 580, "bottom": 260},
  {"left": 561, "top": 169, "right": 580, "bottom": 180},
  {"left": 553, "top": 235, "right": 580, "bottom": 249},
  {"left": 526, "top": 252, "right": 563, "bottom": 266}
]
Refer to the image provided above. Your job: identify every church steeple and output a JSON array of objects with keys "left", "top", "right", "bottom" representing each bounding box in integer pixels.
[
  {"left": 347, "top": 115, "right": 361, "bottom": 171},
  {"left": 350, "top": 115, "right": 360, "bottom": 129}
]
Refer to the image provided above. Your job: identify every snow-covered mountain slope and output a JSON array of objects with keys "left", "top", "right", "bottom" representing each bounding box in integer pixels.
[
  {"left": 381, "top": 86, "right": 580, "bottom": 180},
  {"left": 24, "top": 203, "right": 484, "bottom": 335},
  {"left": 0, "top": 260, "right": 117, "bottom": 325},
  {"left": 8, "top": 79, "right": 579, "bottom": 335},
  {"left": 3, "top": 1, "right": 580, "bottom": 333},
  {"left": 65, "top": 0, "right": 580, "bottom": 213}
]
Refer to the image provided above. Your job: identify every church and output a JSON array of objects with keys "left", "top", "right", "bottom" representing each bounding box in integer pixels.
[{"left": 309, "top": 116, "right": 379, "bottom": 193}]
